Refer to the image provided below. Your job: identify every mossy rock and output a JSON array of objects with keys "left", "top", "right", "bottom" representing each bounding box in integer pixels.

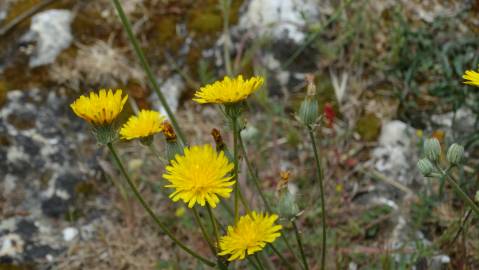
[
  {"left": 187, "top": 10, "right": 222, "bottom": 34},
  {"left": 356, "top": 113, "right": 382, "bottom": 141}
]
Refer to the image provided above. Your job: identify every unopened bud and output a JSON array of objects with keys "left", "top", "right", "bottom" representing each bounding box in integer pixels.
[
  {"left": 424, "top": 138, "right": 441, "bottom": 161},
  {"left": 298, "top": 98, "right": 318, "bottom": 126},
  {"left": 417, "top": 158, "right": 434, "bottom": 177},
  {"left": 277, "top": 191, "right": 299, "bottom": 219},
  {"left": 446, "top": 143, "right": 464, "bottom": 165}
]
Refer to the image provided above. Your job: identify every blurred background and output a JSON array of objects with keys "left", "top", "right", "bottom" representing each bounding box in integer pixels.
[{"left": 1, "top": 0, "right": 479, "bottom": 269}]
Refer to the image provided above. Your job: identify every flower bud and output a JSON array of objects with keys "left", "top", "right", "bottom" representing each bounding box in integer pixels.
[
  {"left": 417, "top": 158, "right": 434, "bottom": 177},
  {"left": 277, "top": 191, "right": 299, "bottom": 220},
  {"left": 446, "top": 143, "right": 464, "bottom": 165},
  {"left": 298, "top": 97, "right": 318, "bottom": 126},
  {"left": 424, "top": 138, "right": 441, "bottom": 161}
]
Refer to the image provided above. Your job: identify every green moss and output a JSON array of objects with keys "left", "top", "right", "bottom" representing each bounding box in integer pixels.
[
  {"left": 355, "top": 113, "right": 382, "bottom": 141},
  {"left": 187, "top": 10, "right": 222, "bottom": 34}
]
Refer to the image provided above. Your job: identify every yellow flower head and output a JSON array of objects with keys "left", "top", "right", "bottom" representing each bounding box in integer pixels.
[
  {"left": 70, "top": 89, "right": 128, "bottom": 125},
  {"left": 463, "top": 69, "right": 479, "bottom": 87},
  {"left": 219, "top": 212, "right": 282, "bottom": 261},
  {"left": 163, "top": 144, "right": 235, "bottom": 208},
  {"left": 119, "top": 110, "right": 166, "bottom": 140},
  {"left": 193, "top": 75, "right": 264, "bottom": 104}
]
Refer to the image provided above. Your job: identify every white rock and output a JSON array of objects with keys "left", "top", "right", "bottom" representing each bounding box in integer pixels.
[
  {"left": 26, "top": 9, "right": 73, "bottom": 67},
  {"left": 372, "top": 121, "right": 416, "bottom": 184},
  {"left": 239, "top": 0, "right": 317, "bottom": 43},
  {"left": 0, "top": 234, "right": 24, "bottom": 257},
  {"left": 150, "top": 75, "right": 185, "bottom": 116},
  {"left": 62, "top": 227, "right": 78, "bottom": 242}
]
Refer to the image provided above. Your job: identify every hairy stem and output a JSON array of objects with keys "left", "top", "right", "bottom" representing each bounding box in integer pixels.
[{"left": 292, "top": 220, "right": 309, "bottom": 270}]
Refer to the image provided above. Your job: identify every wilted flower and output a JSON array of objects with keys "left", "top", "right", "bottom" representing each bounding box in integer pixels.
[
  {"left": 163, "top": 145, "right": 235, "bottom": 208},
  {"left": 219, "top": 212, "right": 282, "bottom": 261},
  {"left": 193, "top": 75, "right": 264, "bottom": 104},
  {"left": 119, "top": 110, "right": 165, "bottom": 140}
]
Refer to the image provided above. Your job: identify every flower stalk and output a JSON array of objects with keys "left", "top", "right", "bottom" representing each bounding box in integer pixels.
[
  {"left": 106, "top": 143, "right": 215, "bottom": 267},
  {"left": 110, "top": 0, "right": 187, "bottom": 144},
  {"left": 440, "top": 167, "right": 479, "bottom": 217},
  {"left": 307, "top": 127, "right": 327, "bottom": 270},
  {"left": 292, "top": 220, "right": 309, "bottom": 270}
]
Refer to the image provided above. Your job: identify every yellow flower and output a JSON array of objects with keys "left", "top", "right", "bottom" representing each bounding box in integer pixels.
[
  {"left": 193, "top": 75, "right": 264, "bottom": 104},
  {"left": 163, "top": 144, "right": 235, "bottom": 208},
  {"left": 463, "top": 69, "right": 479, "bottom": 87},
  {"left": 119, "top": 110, "right": 165, "bottom": 140},
  {"left": 70, "top": 89, "right": 128, "bottom": 125},
  {"left": 219, "top": 212, "right": 282, "bottom": 261}
]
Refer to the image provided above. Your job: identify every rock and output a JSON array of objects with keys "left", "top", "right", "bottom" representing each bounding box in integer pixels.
[
  {"left": 372, "top": 120, "right": 417, "bottom": 185},
  {"left": 62, "top": 228, "right": 78, "bottom": 242},
  {"left": 22, "top": 10, "right": 73, "bottom": 68},
  {"left": 239, "top": 0, "right": 317, "bottom": 43},
  {"left": 150, "top": 75, "right": 185, "bottom": 116},
  {"left": 0, "top": 89, "right": 100, "bottom": 265}
]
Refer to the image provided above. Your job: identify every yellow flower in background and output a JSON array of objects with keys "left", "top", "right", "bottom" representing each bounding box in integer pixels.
[
  {"left": 463, "top": 69, "right": 479, "bottom": 87},
  {"left": 119, "top": 110, "right": 165, "bottom": 140},
  {"left": 219, "top": 212, "right": 282, "bottom": 261},
  {"left": 193, "top": 75, "right": 264, "bottom": 104},
  {"left": 70, "top": 89, "right": 128, "bottom": 125},
  {"left": 163, "top": 144, "right": 235, "bottom": 208}
]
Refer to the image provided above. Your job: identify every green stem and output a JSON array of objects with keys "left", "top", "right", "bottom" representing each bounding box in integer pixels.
[
  {"left": 221, "top": 0, "right": 233, "bottom": 76},
  {"left": 269, "top": 244, "right": 295, "bottom": 270},
  {"left": 307, "top": 127, "right": 327, "bottom": 270},
  {"left": 442, "top": 170, "right": 479, "bottom": 217},
  {"left": 107, "top": 143, "right": 215, "bottom": 267},
  {"left": 110, "top": 0, "right": 187, "bottom": 144},
  {"left": 207, "top": 204, "right": 220, "bottom": 249},
  {"left": 292, "top": 221, "right": 309, "bottom": 270},
  {"left": 239, "top": 135, "right": 304, "bottom": 269},
  {"left": 254, "top": 254, "right": 266, "bottom": 270},
  {"left": 191, "top": 207, "right": 216, "bottom": 255},
  {"left": 232, "top": 116, "right": 240, "bottom": 224}
]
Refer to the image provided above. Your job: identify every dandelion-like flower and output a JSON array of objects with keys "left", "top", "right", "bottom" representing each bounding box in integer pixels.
[
  {"left": 193, "top": 75, "right": 264, "bottom": 104},
  {"left": 70, "top": 89, "right": 128, "bottom": 125},
  {"left": 219, "top": 212, "right": 282, "bottom": 261},
  {"left": 119, "top": 110, "right": 165, "bottom": 140},
  {"left": 463, "top": 69, "right": 479, "bottom": 87},
  {"left": 163, "top": 144, "right": 235, "bottom": 208}
]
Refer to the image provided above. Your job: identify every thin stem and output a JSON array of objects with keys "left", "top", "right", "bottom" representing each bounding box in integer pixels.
[
  {"left": 307, "top": 127, "right": 327, "bottom": 270},
  {"left": 232, "top": 116, "right": 240, "bottom": 224},
  {"left": 269, "top": 244, "right": 295, "bottom": 270},
  {"left": 110, "top": 0, "right": 187, "bottom": 144},
  {"left": 221, "top": 0, "right": 233, "bottom": 76},
  {"left": 148, "top": 143, "right": 167, "bottom": 165},
  {"left": 254, "top": 254, "right": 266, "bottom": 270},
  {"left": 239, "top": 135, "right": 304, "bottom": 269},
  {"left": 107, "top": 143, "right": 215, "bottom": 267},
  {"left": 442, "top": 170, "right": 479, "bottom": 217},
  {"left": 206, "top": 204, "right": 220, "bottom": 250},
  {"left": 191, "top": 207, "right": 216, "bottom": 255},
  {"left": 292, "top": 220, "right": 309, "bottom": 270}
]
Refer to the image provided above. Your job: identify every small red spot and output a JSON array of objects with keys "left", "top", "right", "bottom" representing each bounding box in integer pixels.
[{"left": 324, "top": 103, "right": 335, "bottom": 128}]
